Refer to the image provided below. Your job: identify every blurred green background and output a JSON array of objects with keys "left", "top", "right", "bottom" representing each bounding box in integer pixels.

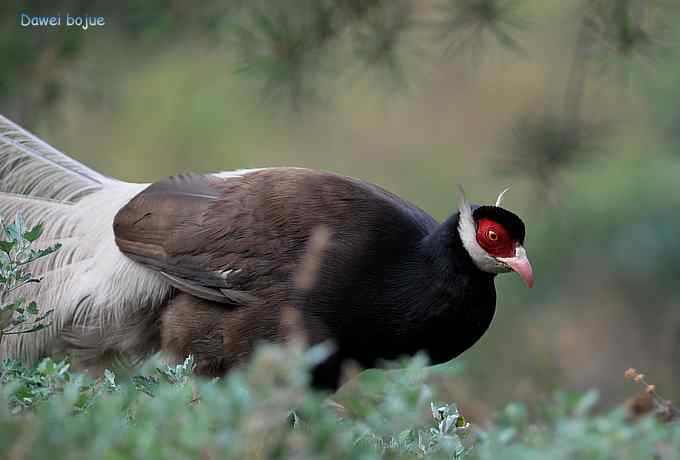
[{"left": 2, "top": 0, "right": 679, "bottom": 420}]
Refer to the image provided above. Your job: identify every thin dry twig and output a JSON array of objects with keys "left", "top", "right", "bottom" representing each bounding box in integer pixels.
[
  {"left": 294, "top": 225, "right": 331, "bottom": 292},
  {"left": 281, "top": 225, "right": 332, "bottom": 347},
  {"left": 625, "top": 368, "right": 679, "bottom": 423}
]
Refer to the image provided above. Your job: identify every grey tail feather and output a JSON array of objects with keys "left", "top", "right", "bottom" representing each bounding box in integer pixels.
[
  {"left": 0, "top": 114, "right": 116, "bottom": 203},
  {"left": 60, "top": 305, "right": 164, "bottom": 372}
]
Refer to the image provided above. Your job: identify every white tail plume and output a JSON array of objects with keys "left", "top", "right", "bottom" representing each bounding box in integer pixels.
[
  {"left": 0, "top": 115, "right": 112, "bottom": 203},
  {"left": 0, "top": 115, "right": 171, "bottom": 367}
]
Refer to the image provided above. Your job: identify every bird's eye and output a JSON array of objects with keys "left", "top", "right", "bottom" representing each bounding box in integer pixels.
[{"left": 487, "top": 230, "right": 498, "bottom": 241}]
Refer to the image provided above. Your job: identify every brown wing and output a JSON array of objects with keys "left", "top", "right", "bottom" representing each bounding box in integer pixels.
[
  {"left": 113, "top": 167, "right": 435, "bottom": 307},
  {"left": 113, "top": 172, "right": 262, "bottom": 305}
]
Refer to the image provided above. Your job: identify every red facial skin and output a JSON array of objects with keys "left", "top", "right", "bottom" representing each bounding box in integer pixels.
[{"left": 475, "top": 218, "right": 516, "bottom": 258}]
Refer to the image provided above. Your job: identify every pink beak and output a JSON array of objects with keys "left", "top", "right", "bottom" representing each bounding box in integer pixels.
[{"left": 497, "top": 246, "right": 534, "bottom": 288}]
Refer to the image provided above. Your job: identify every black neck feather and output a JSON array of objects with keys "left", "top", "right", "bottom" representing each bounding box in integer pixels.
[
  {"left": 352, "top": 213, "right": 495, "bottom": 357},
  {"left": 421, "top": 213, "right": 477, "bottom": 278}
]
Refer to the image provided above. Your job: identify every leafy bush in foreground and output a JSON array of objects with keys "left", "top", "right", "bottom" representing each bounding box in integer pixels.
[
  {"left": 0, "top": 213, "right": 60, "bottom": 339},
  {"left": 0, "top": 344, "right": 472, "bottom": 459},
  {"left": 0, "top": 344, "right": 679, "bottom": 460},
  {"left": 0, "top": 210, "right": 677, "bottom": 458}
]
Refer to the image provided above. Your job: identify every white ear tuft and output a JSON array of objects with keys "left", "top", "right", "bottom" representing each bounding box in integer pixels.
[
  {"left": 457, "top": 185, "right": 477, "bottom": 254},
  {"left": 495, "top": 187, "right": 510, "bottom": 207},
  {"left": 458, "top": 186, "right": 471, "bottom": 219}
]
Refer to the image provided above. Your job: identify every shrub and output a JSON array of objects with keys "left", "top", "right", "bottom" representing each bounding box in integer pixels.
[
  {"left": 0, "top": 213, "right": 60, "bottom": 340},
  {"left": 1, "top": 347, "right": 679, "bottom": 459}
]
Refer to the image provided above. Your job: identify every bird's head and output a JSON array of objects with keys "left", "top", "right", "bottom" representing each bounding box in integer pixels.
[{"left": 457, "top": 188, "right": 533, "bottom": 288}]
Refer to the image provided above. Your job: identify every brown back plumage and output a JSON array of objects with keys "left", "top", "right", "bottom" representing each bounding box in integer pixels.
[{"left": 115, "top": 168, "right": 429, "bottom": 307}]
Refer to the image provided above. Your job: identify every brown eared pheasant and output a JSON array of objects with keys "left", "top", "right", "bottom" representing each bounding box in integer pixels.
[{"left": 0, "top": 115, "right": 532, "bottom": 389}]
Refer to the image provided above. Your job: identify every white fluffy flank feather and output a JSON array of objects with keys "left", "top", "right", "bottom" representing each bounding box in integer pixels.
[{"left": 0, "top": 115, "right": 173, "bottom": 366}]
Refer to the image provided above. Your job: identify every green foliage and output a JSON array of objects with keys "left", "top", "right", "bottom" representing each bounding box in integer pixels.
[
  {"left": 438, "top": 0, "right": 528, "bottom": 57},
  {"left": 0, "top": 213, "right": 60, "bottom": 338},
  {"left": 0, "top": 344, "right": 467, "bottom": 459},
  {"left": 584, "top": 0, "right": 671, "bottom": 68},
  {"left": 1, "top": 346, "right": 679, "bottom": 459},
  {"left": 6, "top": 1, "right": 674, "bottom": 119},
  {"left": 472, "top": 391, "right": 680, "bottom": 460},
  {"left": 503, "top": 110, "right": 607, "bottom": 195}
]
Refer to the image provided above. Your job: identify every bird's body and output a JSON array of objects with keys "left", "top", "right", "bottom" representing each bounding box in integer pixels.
[{"left": 0, "top": 115, "right": 530, "bottom": 388}]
